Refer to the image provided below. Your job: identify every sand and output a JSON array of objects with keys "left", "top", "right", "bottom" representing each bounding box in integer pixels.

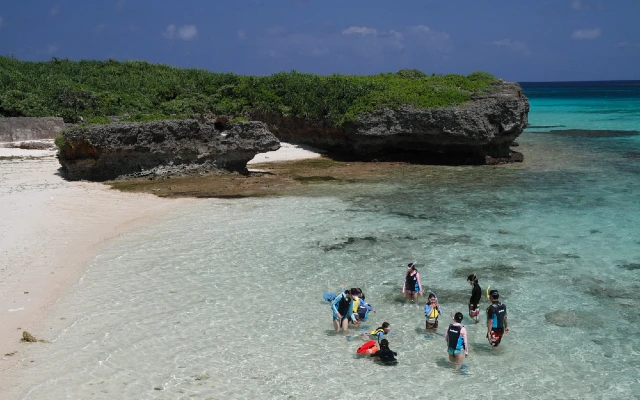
[
  {"left": 248, "top": 142, "right": 324, "bottom": 165},
  {"left": 0, "top": 142, "right": 322, "bottom": 395}
]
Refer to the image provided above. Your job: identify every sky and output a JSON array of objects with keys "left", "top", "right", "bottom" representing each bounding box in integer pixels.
[{"left": 1, "top": 0, "right": 639, "bottom": 82}]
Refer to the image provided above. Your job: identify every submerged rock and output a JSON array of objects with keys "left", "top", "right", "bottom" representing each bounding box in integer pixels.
[
  {"left": 57, "top": 120, "right": 280, "bottom": 181},
  {"left": 545, "top": 310, "right": 600, "bottom": 329},
  {"left": 621, "top": 263, "right": 640, "bottom": 270},
  {"left": 250, "top": 81, "right": 529, "bottom": 165}
]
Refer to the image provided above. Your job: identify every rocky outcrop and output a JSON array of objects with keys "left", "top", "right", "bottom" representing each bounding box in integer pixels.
[
  {"left": 57, "top": 120, "right": 280, "bottom": 181},
  {"left": 1, "top": 139, "right": 56, "bottom": 150},
  {"left": 21, "top": 331, "right": 37, "bottom": 343},
  {"left": 250, "top": 81, "right": 529, "bottom": 164},
  {"left": 0, "top": 117, "right": 65, "bottom": 142}
]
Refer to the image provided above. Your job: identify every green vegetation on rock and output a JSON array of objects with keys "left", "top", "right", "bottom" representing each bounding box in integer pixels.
[{"left": 0, "top": 57, "right": 498, "bottom": 126}]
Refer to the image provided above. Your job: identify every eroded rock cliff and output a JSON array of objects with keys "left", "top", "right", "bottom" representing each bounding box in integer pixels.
[
  {"left": 250, "top": 80, "right": 529, "bottom": 164},
  {"left": 57, "top": 120, "right": 280, "bottom": 181}
]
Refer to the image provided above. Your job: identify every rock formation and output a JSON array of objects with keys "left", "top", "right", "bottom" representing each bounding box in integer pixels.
[
  {"left": 0, "top": 117, "right": 65, "bottom": 142},
  {"left": 250, "top": 81, "right": 529, "bottom": 164},
  {"left": 57, "top": 120, "right": 280, "bottom": 181}
]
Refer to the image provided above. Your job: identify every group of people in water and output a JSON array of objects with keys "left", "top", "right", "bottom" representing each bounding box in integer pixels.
[{"left": 328, "top": 262, "right": 509, "bottom": 369}]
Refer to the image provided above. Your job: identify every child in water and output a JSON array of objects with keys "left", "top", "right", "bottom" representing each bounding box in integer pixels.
[
  {"left": 445, "top": 312, "right": 469, "bottom": 370},
  {"left": 371, "top": 339, "right": 398, "bottom": 365},
  {"left": 369, "top": 322, "right": 392, "bottom": 339},
  {"left": 467, "top": 274, "right": 481, "bottom": 323},
  {"left": 402, "top": 262, "right": 423, "bottom": 304},
  {"left": 424, "top": 291, "right": 442, "bottom": 330}
]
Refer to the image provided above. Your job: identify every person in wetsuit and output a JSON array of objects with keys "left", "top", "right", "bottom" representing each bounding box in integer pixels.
[
  {"left": 486, "top": 289, "right": 509, "bottom": 347},
  {"left": 352, "top": 287, "right": 375, "bottom": 322},
  {"left": 402, "top": 262, "right": 423, "bottom": 304},
  {"left": 371, "top": 338, "right": 398, "bottom": 365},
  {"left": 424, "top": 291, "right": 442, "bottom": 330},
  {"left": 467, "top": 274, "right": 481, "bottom": 323},
  {"left": 369, "top": 322, "right": 392, "bottom": 339},
  {"left": 445, "top": 312, "right": 469, "bottom": 369},
  {"left": 331, "top": 288, "right": 359, "bottom": 332}
]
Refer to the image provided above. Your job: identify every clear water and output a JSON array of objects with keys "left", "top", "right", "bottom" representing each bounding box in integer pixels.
[{"left": 13, "top": 82, "right": 640, "bottom": 399}]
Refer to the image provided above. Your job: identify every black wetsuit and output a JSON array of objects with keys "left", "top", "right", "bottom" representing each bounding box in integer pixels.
[
  {"left": 405, "top": 272, "right": 418, "bottom": 293},
  {"left": 372, "top": 348, "right": 398, "bottom": 365},
  {"left": 337, "top": 294, "right": 351, "bottom": 317},
  {"left": 470, "top": 282, "right": 481, "bottom": 305}
]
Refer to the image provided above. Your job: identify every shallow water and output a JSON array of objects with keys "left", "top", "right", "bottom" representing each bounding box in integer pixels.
[{"left": 13, "top": 83, "right": 640, "bottom": 399}]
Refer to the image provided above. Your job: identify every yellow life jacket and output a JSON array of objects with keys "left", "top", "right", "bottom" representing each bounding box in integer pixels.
[
  {"left": 428, "top": 307, "right": 440, "bottom": 319},
  {"left": 352, "top": 297, "right": 360, "bottom": 313},
  {"left": 370, "top": 328, "right": 385, "bottom": 336}
]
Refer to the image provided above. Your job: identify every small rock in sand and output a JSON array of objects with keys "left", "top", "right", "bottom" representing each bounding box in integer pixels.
[{"left": 21, "top": 331, "right": 37, "bottom": 342}]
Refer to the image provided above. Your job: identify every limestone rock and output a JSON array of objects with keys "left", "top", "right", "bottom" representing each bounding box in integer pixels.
[
  {"left": 0, "top": 117, "right": 65, "bottom": 142},
  {"left": 249, "top": 80, "right": 529, "bottom": 164},
  {"left": 21, "top": 331, "right": 37, "bottom": 343},
  {"left": 57, "top": 120, "right": 280, "bottom": 181}
]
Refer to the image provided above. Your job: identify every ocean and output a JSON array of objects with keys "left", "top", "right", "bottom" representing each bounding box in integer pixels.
[{"left": 13, "top": 81, "right": 640, "bottom": 399}]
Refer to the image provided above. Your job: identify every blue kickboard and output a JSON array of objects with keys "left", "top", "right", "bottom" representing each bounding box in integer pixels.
[{"left": 323, "top": 292, "right": 336, "bottom": 302}]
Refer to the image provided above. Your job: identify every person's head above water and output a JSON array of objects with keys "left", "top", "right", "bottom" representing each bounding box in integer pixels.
[
  {"left": 380, "top": 321, "right": 391, "bottom": 333},
  {"left": 454, "top": 312, "right": 464, "bottom": 323},
  {"left": 379, "top": 338, "right": 390, "bottom": 350},
  {"left": 349, "top": 288, "right": 360, "bottom": 297},
  {"left": 489, "top": 289, "right": 499, "bottom": 301},
  {"left": 407, "top": 261, "right": 417, "bottom": 271},
  {"left": 467, "top": 274, "right": 478, "bottom": 284},
  {"left": 427, "top": 292, "right": 437, "bottom": 302}
]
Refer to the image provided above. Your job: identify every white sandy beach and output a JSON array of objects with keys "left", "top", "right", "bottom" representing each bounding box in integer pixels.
[{"left": 0, "top": 142, "right": 321, "bottom": 396}]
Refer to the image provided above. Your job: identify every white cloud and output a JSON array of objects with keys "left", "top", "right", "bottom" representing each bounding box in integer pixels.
[
  {"left": 258, "top": 23, "right": 453, "bottom": 61},
  {"left": 409, "top": 25, "right": 430, "bottom": 34},
  {"left": 50, "top": 5, "right": 60, "bottom": 18},
  {"left": 493, "top": 38, "right": 531, "bottom": 56},
  {"left": 342, "top": 26, "right": 377, "bottom": 36},
  {"left": 572, "top": 28, "right": 601, "bottom": 39},
  {"left": 163, "top": 24, "right": 176, "bottom": 39},
  {"left": 615, "top": 41, "right": 640, "bottom": 48},
  {"left": 237, "top": 29, "right": 246, "bottom": 40},
  {"left": 177, "top": 25, "right": 197, "bottom": 40},
  {"left": 408, "top": 25, "right": 450, "bottom": 41},
  {"left": 163, "top": 24, "right": 198, "bottom": 41},
  {"left": 388, "top": 30, "right": 403, "bottom": 41},
  {"left": 407, "top": 25, "right": 451, "bottom": 52}
]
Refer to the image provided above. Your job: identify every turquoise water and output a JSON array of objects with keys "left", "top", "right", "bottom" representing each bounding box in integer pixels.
[{"left": 12, "top": 82, "right": 640, "bottom": 399}]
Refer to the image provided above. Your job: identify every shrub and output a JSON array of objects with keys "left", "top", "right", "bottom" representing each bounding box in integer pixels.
[
  {"left": 0, "top": 56, "right": 498, "bottom": 127},
  {"left": 396, "top": 69, "right": 428, "bottom": 79}
]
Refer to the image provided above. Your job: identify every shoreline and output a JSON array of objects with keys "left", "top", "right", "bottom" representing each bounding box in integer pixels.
[{"left": 0, "top": 142, "right": 323, "bottom": 397}]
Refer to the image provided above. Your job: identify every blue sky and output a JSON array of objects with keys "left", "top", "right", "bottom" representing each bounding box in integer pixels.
[{"left": 1, "top": 0, "right": 639, "bottom": 81}]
